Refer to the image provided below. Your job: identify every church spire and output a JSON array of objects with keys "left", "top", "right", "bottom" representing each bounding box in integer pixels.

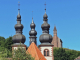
[
  {"left": 12, "top": 2, "right": 26, "bottom": 44},
  {"left": 53, "top": 26, "right": 57, "bottom": 36},
  {"left": 39, "top": 3, "right": 54, "bottom": 60},
  {"left": 39, "top": 3, "right": 52, "bottom": 44},
  {"left": 29, "top": 11, "right": 37, "bottom": 45},
  {"left": 54, "top": 26, "right": 57, "bottom": 31}
]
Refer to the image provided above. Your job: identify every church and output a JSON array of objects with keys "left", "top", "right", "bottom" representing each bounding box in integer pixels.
[{"left": 12, "top": 3, "right": 63, "bottom": 60}]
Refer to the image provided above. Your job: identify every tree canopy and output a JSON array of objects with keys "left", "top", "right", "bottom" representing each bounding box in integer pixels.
[
  {"left": 54, "top": 48, "right": 80, "bottom": 60},
  {"left": 13, "top": 47, "right": 34, "bottom": 60}
]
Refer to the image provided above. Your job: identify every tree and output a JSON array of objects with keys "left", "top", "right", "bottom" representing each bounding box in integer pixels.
[
  {"left": 54, "top": 48, "right": 80, "bottom": 60},
  {"left": 0, "top": 47, "right": 12, "bottom": 60},
  {"left": 54, "top": 48, "right": 70, "bottom": 60},
  {"left": 13, "top": 47, "right": 34, "bottom": 60},
  {"left": 4, "top": 36, "right": 13, "bottom": 51},
  {"left": 0, "top": 36, "right": 13, "bottom": 51},
  {"left": 0, "top": 36, "right": 5, "bottom": 47}
]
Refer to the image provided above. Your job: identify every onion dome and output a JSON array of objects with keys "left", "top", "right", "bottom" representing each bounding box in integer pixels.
[
  {"left": 39, "top": 8, "right": 52, "bottom": 44},
  {"left": 43, "top": 9, "right": 48, "bottom": 21},
  {"left": 17, "top": 9, "right": 21, "bottom": 19},
  {"left": 29, "top": 30, "right": 37, "bottom": 36},
  {"left": 29, "top": 18, "right": 37, "bottom": 36},
  {"left": 43, "top": 13, "right": 48, "bottom": 18},
  {"left": 30, "top": 19, "right": 35, "bottom": 29},
  {"left": 40, "top": 34, "right": 52, "bottom": 43},
  {"left": 41, "top": 22, "right": 50, "bottom": 30},
  {"left": 12, "top": 34, "right": 25, "bottom": 43},
  {"left": 43, "top": 9, "right": 48, "bottom": 19},
  {"left": 12, "top": 9, "right": 26, "bottom": 44}
]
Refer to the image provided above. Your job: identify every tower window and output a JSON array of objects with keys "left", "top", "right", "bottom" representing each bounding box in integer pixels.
[
  {"left": 44, "top": 49, "right": 49, "bottom": 56},
  {"left": 44, "top": 50, "right": 46, "bottom": 56}
]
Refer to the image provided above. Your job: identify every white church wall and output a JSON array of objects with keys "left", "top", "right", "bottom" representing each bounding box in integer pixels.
[
  {"left": 40, "top": 46, "right": 53, "bottom": 60},
  {"left": 13, "top": 47, "right": 25, "bottom": 50}
]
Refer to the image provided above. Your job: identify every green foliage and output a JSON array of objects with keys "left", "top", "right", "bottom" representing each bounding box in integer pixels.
[
  {"left": 0, "top": 48, "right": 12, "bottom": 58},
  {"left": 0, "top": 36, "right": 13, "bottom": 59},
  {"left": 13, "top": 47, "right": 34, "bottom": 60},
  {"left": 4, "top": 36, "right": 13, "bottom": 51},
  {"left": 0, "top": 36, "right": 5, "bottom": 47},
  {"left": 54, "top": 48, "right": 80, "bottom": 60},
  {"left": 0, "top": 36, "right": 13, "bottom": 51}
]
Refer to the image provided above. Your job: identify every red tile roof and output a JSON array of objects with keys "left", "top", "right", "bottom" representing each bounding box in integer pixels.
[{"left": 26, "top": 42, "right": 47, "bottom": 60}]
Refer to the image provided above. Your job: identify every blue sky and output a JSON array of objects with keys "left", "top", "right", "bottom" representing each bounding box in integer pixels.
[{"left": 0, "top": 0, "right": 80, "bottom": 51}]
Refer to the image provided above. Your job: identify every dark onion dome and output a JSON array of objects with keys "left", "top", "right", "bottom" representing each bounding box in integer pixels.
[
  {"left": 41, "top": 23, "right": 50, "bottom": 30},
  {"left": 29, "top": 30, "right": 37, "bottom": 36},
  {"left": 15, "top": 24, "right": 23, "bottom": 30},
  {"left": 12, "top": 34, "right": 26, "bottom": 43},
  {"left": 12, "top": 9, "right": 26, "bottom": 44},
  {"left": 43, "top": 9, "right": 48, "bottom": 21},
  {"left": 43, "top": 12, "right": 48, "bottom": 18},
  {"left": 39, "top": 34, "right": 52, "bottom": 43},
  {"left": 17, "top": 9, "right": 21, "bottom": 19},
  {"left": 29, "top": 19, "right": 37, "bottom": 36},
  {"left": 30, "top": 19, "right": 35, "bottom": 28}
]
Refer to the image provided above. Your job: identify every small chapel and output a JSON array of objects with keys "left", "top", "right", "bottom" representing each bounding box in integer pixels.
[{"left": 11, "top": 3, "right": 63, "bottom": 60}]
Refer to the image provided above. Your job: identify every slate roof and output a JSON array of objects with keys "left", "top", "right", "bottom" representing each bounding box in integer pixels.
[{"left": 26, "top": 42, "right": 47, "bottom": 60}]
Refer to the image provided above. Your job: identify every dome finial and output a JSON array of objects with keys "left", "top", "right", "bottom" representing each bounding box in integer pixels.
[
  {"left": 44, "top": 2, "right": 46, "bottom": 13},
  {"left": 32, "top": 11, "right": 34, "bottom": 23},
  {"left": 32, "top": 17, "right": 34, "bottom": 23},
  {"left": 18, "top": 1, "right": 20, "bottom": 14}
]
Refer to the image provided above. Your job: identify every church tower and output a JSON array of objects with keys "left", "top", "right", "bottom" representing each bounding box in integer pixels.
[
  {"left": 39, "top": 3, "right": 54, "bottom": 60},
  {"left": 12, "top": 3, "right": 26, "bottom": 51},
  {"left": 29, "top": 17, "right": 37, "bottom": 45},
  {"left": 51, "top": 26, "right": 62, "bottom": 47}
]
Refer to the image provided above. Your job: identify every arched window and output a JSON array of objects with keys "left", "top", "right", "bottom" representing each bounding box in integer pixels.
[{"left": 44, "top": 49, "right": 49, "bottom": 56}]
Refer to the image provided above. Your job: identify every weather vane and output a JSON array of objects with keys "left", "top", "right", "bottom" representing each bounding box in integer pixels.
[
  {"left": 44, "top": 2, "right": 46, "bottom": 9},
  {"left": 44, "top": 2, "right": 46, "bottom": 11},
  {"left": 32, "top": 11, "right": 34, "bottom": 23},
  {"left": 32, "top": 11, "right": 33, "bottom": 19},
  {"left": 18, "top": 1, "right": 20, "bottom": 9}
]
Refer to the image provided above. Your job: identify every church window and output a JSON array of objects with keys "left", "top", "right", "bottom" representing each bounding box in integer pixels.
[
  {"left": 44, "top": 50, "right": 46, "bottom": 56},
  {"left": 44, "top": 49, "right": 49, "bottom": 56}
]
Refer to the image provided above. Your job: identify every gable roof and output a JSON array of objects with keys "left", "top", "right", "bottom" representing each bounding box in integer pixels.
[{"left": 26, "top": 42, "right": 47, "bottom": 60}]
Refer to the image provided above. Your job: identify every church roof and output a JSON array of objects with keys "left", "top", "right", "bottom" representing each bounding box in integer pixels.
[{"left": 26, "top": 42, "right": 47, "bottom": 60}]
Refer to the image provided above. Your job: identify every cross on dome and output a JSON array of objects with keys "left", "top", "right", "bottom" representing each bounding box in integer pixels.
[{"left": 44, "top": 2, "right": 46, "bottom": 12}]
